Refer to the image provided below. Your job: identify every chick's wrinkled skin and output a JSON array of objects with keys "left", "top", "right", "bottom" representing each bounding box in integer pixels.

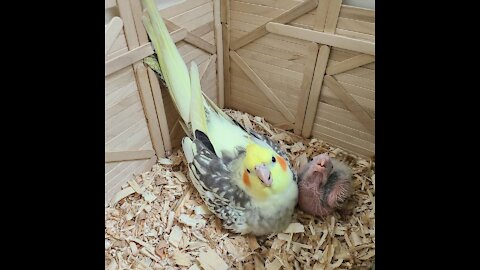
[{"left": 297, "top": 154, "right": 352, "bottom": 218}]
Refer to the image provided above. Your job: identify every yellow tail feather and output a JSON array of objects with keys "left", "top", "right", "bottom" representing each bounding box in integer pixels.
[{"left": 142, "top": 0, "right": 191, "bottom": 126}]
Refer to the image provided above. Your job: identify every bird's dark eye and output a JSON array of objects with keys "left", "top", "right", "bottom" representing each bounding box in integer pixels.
[
  {"left": 272, "top": 156, "right": 276, "bottom": 163},
  {"left": 246, "top": 169, "right": 251, "bottom": 173}
]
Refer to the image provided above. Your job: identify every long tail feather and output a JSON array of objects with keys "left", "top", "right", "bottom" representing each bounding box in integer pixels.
[
  {"left": 142, "top": 0, "right": 191, "bottom": 126},
  {"left": 189, "top": 62, "right": 208, "bottom": 135}
]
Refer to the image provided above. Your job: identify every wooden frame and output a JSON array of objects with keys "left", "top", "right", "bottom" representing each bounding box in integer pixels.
[
  {"left": 105, "top": 0, "right": 164, "bottom": 204},
  {"left": 224, "top": 0, "right": 375, "bottom": 158}
]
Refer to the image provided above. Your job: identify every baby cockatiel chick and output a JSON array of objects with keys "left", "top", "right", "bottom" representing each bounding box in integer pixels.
[{"left": 297, "top": 153, "right": 352, "bottom": 218}]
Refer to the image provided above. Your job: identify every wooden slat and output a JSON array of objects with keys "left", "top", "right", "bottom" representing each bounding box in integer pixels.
[
  {"left": 105, "top": 158, "right": 141, "bottom": 186},
  {"left": 266, "top": 22, "right": 375, "bottom": 55},
  {"left": 329, "top": 47, "right": 361, "bottom": 61},
  {"left": 364, "top": 62, "right": 375, "bottom": 69},
  {"left": 170, "top": 28, "right": 189, "bottom": 43},
  {"left": 182, "top": 11, "right": 215, "bottom": 32},
  {"left": 105, "top": 66, "right": 134, "bottom": 96},
  {"left": 184, "top": 33, "right": 216, "bottom": 54},
  {"left": 106, "top": 80, "right": 137, "bottom": 109},
  {"left": 106, "top": 157, "right": 157, "bottom": 203},
  {"left": 192, "top": 21, "right": 215, "bottom": 37},
  {"left": 106, "top": 121, "right": 150, "bottom": 150},
  {"left": 326, "top": 54, "right": 375, "bottom": 75},
  {"left": 339, "top": 5, "right": 375, "bottom": 23},
  {"left": 105, "top": 150, "right": 155, "bottom": 163},
  {"left": 294, "top": 42, "right": 319, "bottom": 134},
  {"left": 290, "top": 12, "right": 315, "bottom": 29},
  {"left": 230, "top": 95, "right": 288, "bottom": 124},
  {"left": 314, "top": 117, "right": 374, "bottom": 143},
  {"left": 147, "top": 68, "right": 172, "bottom": 154},
  {"left": 337, "top": 17, "right": 374, "bottom": 35},
  {"left": 245, "top": 32, "right": 312, "bottom": 54},
  {"left": 343, "top": 66, "right": 375, "bottom": 80},
  {"left": 105, "top": 0, "right": 116, "bottom": 10},
  {"left": 230, "top": 73, "right": 299, "bottom": 109},
  {"left": 231, "top": 62, "right": 301, "bottom": 96},
  {"left": 159, "top": 0, "right": 211, "bottom": 19},
  {"left": 134, "top": 63, "right": 166, "bottom": 156},
  {"left": 231, "top": 21, "right": 311, "bottom": 47},
  {"left": 335, "top": 28, "right": 374, "bottom": 42},
  {"left": 231, "top": 95, "right": 291, "bottom": 123},
  {"left": 129, "top": 0, "right": 149, "bottom": 45},
  {"left": 105, "top": 94, "right": 141, "bottom": 128},
  {"left": 320, "top": 85, "right": 374, "bottom": 117},
  {"left": 132, "top": 137, "right": 152, "bottom": 151},
  {"left": 302, "top": 45, "right": 330, "bottom": 137},
  {"left": 230, "top": 1, "right": 286, "bottom": 17},
  {"left": 334, "top": 73, "right": 374, "bottom": 89},
  {"left": 230, "top": 51, "right": 295, "bottom": 122},
  {"left": 235, "top": 0, "right": 301, "bottom": 10},
  {"left": 105, "top": 43, "right": 154, "bottom": 76},
  {"left": 314, "top": 0, "right": 330, "bottom": 31},
  {"left": 222, "top": 0, "right": 231, "bottom": 107},
  {"left": 313, "top": 124, "right": 374, "bottom": 150},
  {"left": 182, "top": 48, "right": 209, "bottom": 65},
  {"left": 214, "top": 0, "right": 224, "bottom": 107},
  {"left": 117, "top": 0, "right": 140, "bottom": 49},
  {"left": 200, "top": 54, "right": 217, "bottom": 83},
  {"left": 324, "top": 0, "right": 342, "bottom": 33},
  {"left": 105, "top": 157, "right": 155, "bottom": 191},
  {"left": 231, "top": 11, "right": 272, "bottom": 27},
  {"left": 107, "top": 34, "right": 128, "bottom": 61},
  {"left": 243, "top": 56, "right": 304, "bottom": 81},
  {"left": 231, "top": 86, "right": 284, "bottom": 112},
  {"left": 169, "top": 1, "right": 213, "bottom": 26},
  {"left": 230, "top": 74, "right": 299, "bottom": 110},
  {"left": 230, "top": 0, "right": 318, "bottom": 50},
  {"left": 323, "top": 75, "right": 374, "bottom": 134},
  {"left": 336, "top": 80, "right": 374, "bottom": 100},
  {"left": 316, "top": 101, "right": 371, "bottom": 133},
  {"left": 200, "top": 30, "right": 215, "bottom": 44},
  {"left": 105, "top": 96, "right": 143, "bottom": 134},
  {"left": 163, "top": 18, "right": 216, "bottom": 54},
  {"left": 230, "top": 58, "right": 303, "bottom": 103},
  {"left": 105, "top": 17, "right": 124, "bottom": 56},
  {"left": 312, "top": 130, "right": 374, "bottom": 158},
  {"left": 237, "top": 48, "right": 304, "bottom": 72},
  {"left": 242, "top": 42, "right": 307, "bottom": 64}
]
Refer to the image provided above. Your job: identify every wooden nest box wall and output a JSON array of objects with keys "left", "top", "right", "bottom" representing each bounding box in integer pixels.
[{"left": 105, "top": 0, "right": 375, "bottom": 204}]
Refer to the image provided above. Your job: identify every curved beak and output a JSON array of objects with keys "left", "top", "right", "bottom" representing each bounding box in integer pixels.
[{"left": 255, "top": 164, "right": 272, "bottom": 186}]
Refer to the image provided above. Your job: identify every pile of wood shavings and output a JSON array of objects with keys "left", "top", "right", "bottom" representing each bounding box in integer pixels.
[{"left": 105, "top": 109, "right": 375, "bottom": 270}]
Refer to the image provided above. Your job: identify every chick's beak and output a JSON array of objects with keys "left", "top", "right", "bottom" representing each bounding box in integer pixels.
[{"left": 255, "top": 164, "right": 272, "bottom": 186}]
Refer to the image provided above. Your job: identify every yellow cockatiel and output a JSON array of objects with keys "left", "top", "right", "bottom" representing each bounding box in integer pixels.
[{"left": 142, "top": 0, "right": 298, "bottom": 235}]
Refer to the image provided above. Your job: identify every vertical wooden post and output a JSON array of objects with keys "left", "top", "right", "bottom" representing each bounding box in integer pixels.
[
  {"left": 214, "top": 0, "right": 225, "bottom": 108},
  {"left": 221, "top": 0, "right": 231, "bottom": 108}
]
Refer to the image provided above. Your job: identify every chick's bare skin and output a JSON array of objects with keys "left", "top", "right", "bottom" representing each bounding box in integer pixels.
[{"left": 297, "top": 154, "right": 352, "bottom": 218}]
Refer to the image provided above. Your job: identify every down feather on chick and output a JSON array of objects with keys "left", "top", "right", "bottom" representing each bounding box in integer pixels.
[{"left": 297, "top": 153, "right": 352, "bottom": 218}]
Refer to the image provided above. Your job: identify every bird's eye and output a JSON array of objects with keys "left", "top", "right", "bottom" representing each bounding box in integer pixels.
[
  {"left": 246, "top": 169, "right": 251, "bottom": 173},
  {"left": 272, "top": 156, "right": 276, "bottom": 163}
]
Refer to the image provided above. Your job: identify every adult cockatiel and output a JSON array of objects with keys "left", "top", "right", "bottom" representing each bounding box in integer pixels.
[{"left": 142, "top": 0, "right": 298, "bottom": 236}]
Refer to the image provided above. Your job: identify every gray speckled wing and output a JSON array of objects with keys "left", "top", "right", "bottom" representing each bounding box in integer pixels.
[{"left": 188, "top": 138, "right": 251, "bottom": 230}]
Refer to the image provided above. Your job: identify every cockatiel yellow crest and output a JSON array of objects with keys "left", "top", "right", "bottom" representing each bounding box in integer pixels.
[{"left": 142, "top": 0, "right": 298, "bottom": 236}]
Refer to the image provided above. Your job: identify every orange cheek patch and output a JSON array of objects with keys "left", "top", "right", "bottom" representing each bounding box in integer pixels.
[
  {"left": 243, "top": 171, "right": 251, "bottom": 187},
  {"left": 277, "top": 156, "right": 287, "bottom": 171}
]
